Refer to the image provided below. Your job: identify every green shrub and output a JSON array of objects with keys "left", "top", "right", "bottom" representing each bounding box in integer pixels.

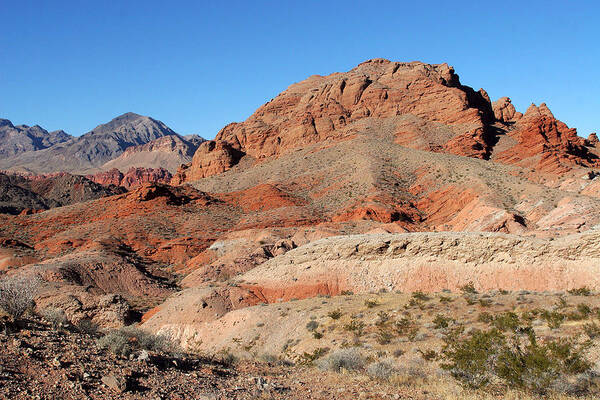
[
  {"left": 493, "top": 312, "right": 520, "bottom": 332},
  {"left": 541, "top": 310, "right": 565, "bottom": 329},
  {"left": 77, "top": 319, "right": 99, "bottom": 336},
  {"left": 478, "top": 312, "right": 494, "bottom": 324},
  {"left": 300, "top": 347, "right": 328, "bottom": 364},
  {"left": 568, "top": 287, "right": 592, "bottom": 296},
  {"left": 442, "top": 328, "right": 506, "bottom": 388},
  {"left": 433, "top": 314, "right": 451, "bottom": 329},
  {"left": 442, "top": 328, "right": 592, "bottom": 394},
  {"left": 439, "top": 295, "right": 453, "bottom": 303},
  {"left": 583, "top": 321, "right": 600, "bottom": 339},
  {"left": 327, "top": 309, "right": 342, "bottom": 320},
  {"left": 343, "top": 318, "right": 365, "bottom": 337},
  {"left": 375, "top": 311, "right": 390, "bottom": 326},
  {"left": 495, "top": 333, "right": 591, "bottom": 394},
  {"left": 460, "top": 282, "right": 478, "bottom": 295},
  {"left": 375, "top": 327, "right": 394, "bottom": 345},
  {"left": 411, "top": 291, "right": 430, "bottom": 301}
]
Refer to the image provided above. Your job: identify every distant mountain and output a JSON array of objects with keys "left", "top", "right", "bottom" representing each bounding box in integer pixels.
[
  {"left": 0, "top": 113, "right": 178, "bottom": 174},
  {"left": 0, "top": 119, "right": 72, "bottom": 157},
  {"left": 101, "top": 134, "right": 204, "bottom": 173}
]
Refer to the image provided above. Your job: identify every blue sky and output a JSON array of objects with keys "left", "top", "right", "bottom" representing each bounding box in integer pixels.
[{"left": 1, "top": 1, "right": 598, "bottom": 138}]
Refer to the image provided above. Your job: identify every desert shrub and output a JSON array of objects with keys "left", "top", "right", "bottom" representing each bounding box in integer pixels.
[
  {"left": 442, "top": 328, "right": 506, "bottom": 388},
  {"left": 442, "top": 328, "right": 593, "bottom": 394},
  {"left": 317, "top": 348, "right": 365, "bottom": 372},
  {"left": 376, "top": 311, "right": 390, "bottom": 326},
  {"left": 0, "top": 276, "right": 41, "bottom": 319},
  {"left": 433, "top": 314, "right": 451, "bottom": 329},
  {"left": 541, "top": 310, "right": 565, "bottom": 329},
  {"left": 41, "top": 308, "right": 68, "bottom": 328},
  {"left": 364, "top": 299, "right": 380, "bottom": 308},
  {"left": 306, "top": 320, "right": 319, "bottom": 331},
  {"left": 583, "top": 321, "right": 600, "bottom": 339},
  {"left": 312, "top": 331, "right": 324, "bottom": 339},
  {"left": 478, "top": 298, "right": 492, "bottom": 307},
  {"left": 567, "top": 303, "right": 593, "bottom": 321},
  {"left": 493, "top": 311, "right": 520, "bottom": 332},
  {"left": 464, "top": 296, "right": 477, "bottom": 306},
  {"left": 343, "top": 318, "right": 365, "bottom": 337},
  {"left": 411, "top": 291, "right": 430, "bottom": 301},
  {"left": 77, "top": 319, "right": 99, "bottom": 336},
  {"left": 439, "top": 295, "right": 453, "bottom": 303},
  {"left": 327, "top": 309, "right": 342, "bottom": 320},
  {"left": 340, "top": 290, "right": 354, "bottom": 296},
  {"left": 300, "top": 347, "right": 328, "bottom": 364},
  {"left": 418, "top": 349, "right": 438, "bottom": 361},
  {"left": 375, "top": 327, "right": 394, "bottom": 345},
  {"left": 478, "top": 312, "right": 494, "bottom": 324},
  {"left": 495, "top": 333, "right": 592, "bottom": 394},
  {"left": 568, "top": 287, "right": 592, "bottom": 296},
  {"left": 96, "top": 325, "right": 178, "bottom": 357},
  {"left": 367, "top": 358, "right": 396, "bottom": 380},
  {"left": 460, "top": 282, "right": 478, "bottom": 295}
]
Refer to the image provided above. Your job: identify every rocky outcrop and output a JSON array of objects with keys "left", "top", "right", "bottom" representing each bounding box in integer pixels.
[
  {"left": 87, "top": 167, "right": 172, "bottom": 190},
  {"left": 492, "top": 97, "right": 522, "bottom": 122},
  {"left": 493, "top": 103, "right": 599, "bottom": 173},
  {"left": 171, "top": 140, "right": 244, "bottom": 184}
]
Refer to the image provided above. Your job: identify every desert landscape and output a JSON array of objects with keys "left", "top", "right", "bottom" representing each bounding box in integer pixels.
[{"left": 2, "top": 54, "right": 600, "bottom": 399}]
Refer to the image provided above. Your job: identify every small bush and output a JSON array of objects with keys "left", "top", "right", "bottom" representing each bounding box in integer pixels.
[
  {"left": 478, "top": 298, "right": 492, "bottom": 307},
  {"left": 478, "top": 312, "right": 494, "bottom": 324},
  {"left": 568, "top": 287, "right": 592, "bottom": 296},
  {"left": 411, "top": 291, "right": 430, "bottom": 301},
  {"left": 327, "top": 309, "right": 342, "bottom": 320},
  {"left": 300, "top": 347, "right": 328, "bottom": 364},
  {"left": 340, "top": 290, "right": 354, "bottom": 296},
  {"left": 439, "top": 295, "right": 453, "bottom": 303},
  {"left": 317, "top": 348, "right": 365, "bottom": 372},
  {"left": 364, "top": 299, "right": 380, "bottom": 308},
  {"left": 343, "top": 318, "right": 365, "bottom": 337},
  {"left": 541, "top": 310, "right": 565, "bottom": 329},
  {"left": 367, "top": 359, "right": 396, "bottom": 380},
  {"left": 306, "top": 320, "right": 319, "bottom": 332},
  {"left": 583, "top": 321, "right": 600, "bottom": 339},
  {"left": 460, "top": 282, "right": 478, "bottom": 295},
  {"left": 77, "top": 319, "right": 99, "bottom": 335},
  {"left": 442, "top": 327, "right": 593, "bottom": 394},
  {"left": 375, "top": 311, "right": 390, "bottom": 326},
  {"left": 41, "top": 308, "right": 68, "bottom": 328},
  {"left": 376, "top": 327, "right": 394, "bottom": 345},
  {"left": 96, "top": 325, "right": 178, "bottom": 357},
  {"left": 493, "top": 312, "right": 520, "bottom": 332},
  {"left": 0, "top": 276, "right": 41, "bottom": 319},
  {"left": 433, "top": 314, "right": 451, "bottom": 329}
]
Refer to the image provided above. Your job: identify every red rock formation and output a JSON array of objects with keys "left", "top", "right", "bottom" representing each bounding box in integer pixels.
[
  {"left": 87, "top": 167, "right": 172, "bottom": 189},
  {"left": 492, "top": 97, "right": 522, "bottom": 122},
  {"left": 494, "top": 103, "right": 600, "bottom": 173},
  {"left": 171, "top": 141, "right": 244, "bottom": 184},
  {"left": 176, "top": 59, "right": 496, "bottom": 182}
]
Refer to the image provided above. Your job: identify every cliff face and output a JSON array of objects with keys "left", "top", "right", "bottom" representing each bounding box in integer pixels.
[{"left": 87, "top": 167, "right": 172, "bottom": 190}]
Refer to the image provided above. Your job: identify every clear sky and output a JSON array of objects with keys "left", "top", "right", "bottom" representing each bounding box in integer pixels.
[{"left": 1, "top": 0, "right": 598, "bottom": 138}]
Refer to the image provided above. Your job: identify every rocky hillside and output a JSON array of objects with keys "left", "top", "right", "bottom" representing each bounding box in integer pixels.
[
  {"left": 102, "top": 135, "right": 203, "bottom": 173},
  {"left": 87, "top": 167, "right": 173, "bottom": 190},
  {"left": 0, "top": 172, "right": 125, "bottom": 215},
  {"left": 0, "top": 113, "right": 179, "bottom": 174},
  {"left": 0, "top": 119, "right": 72, "bottom": 157}
]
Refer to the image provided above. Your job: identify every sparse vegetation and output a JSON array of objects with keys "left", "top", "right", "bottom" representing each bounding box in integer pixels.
[
  {"left": 327, "top": 309, "right": 343, "bottom": 320},
  {"left": 316, "top": 348, "right": 365, "bottom": 372},
  {"left": 41, "top": 307, "right": 68, "bottom": 329},
  {"left": 460, "top": 282, "right": 478, "bottom": 295},
  {"left": 0, "top": 276, "right": 41, "bottom": 319},
  {"left": 96, "top": 325, "right": 179, "bottom": 357},
  {"left": 568, "top": 287, "right": 592, "bottom": 296},
  {"left": 366, "top": 359, "right": 396, "bottom": 380}
]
